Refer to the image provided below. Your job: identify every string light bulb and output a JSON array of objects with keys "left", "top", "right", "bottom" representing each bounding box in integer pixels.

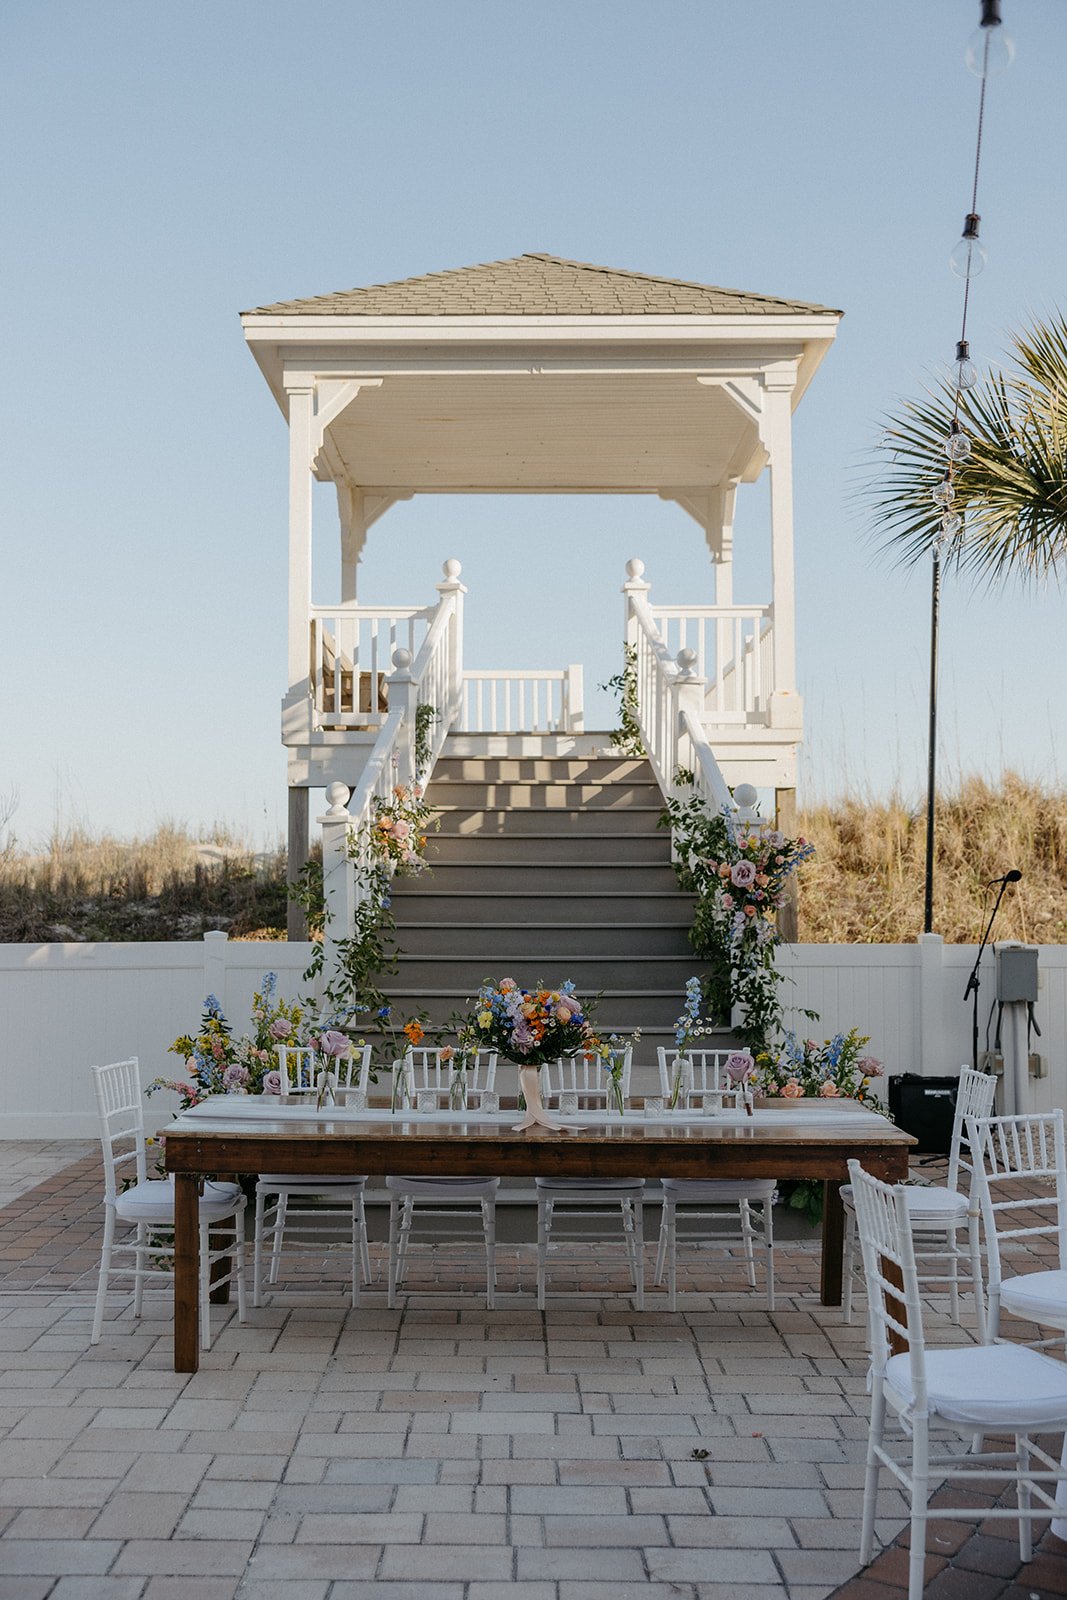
[
  {"left": 951, "top": 339, "right": 979, "bottom": 391},
  {"left": 931, "top": 478, "right": 954, "bottom": 508},
  {"left": 950, "top": 213, "right": 987, "bottom": 278},
  {"left": 945, "top": 423, "right": 972, "bottom": 463},
  {"left": 941, "top": 512, "right": 963, "bottom": 539},
  {"left": 966, "top": 0, "right": 1014, "bottom": 77}
]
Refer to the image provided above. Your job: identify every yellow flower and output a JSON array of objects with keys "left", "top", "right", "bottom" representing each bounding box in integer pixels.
[{"left": 478, "top": 1011, "right": 492, "bottom": 1029}]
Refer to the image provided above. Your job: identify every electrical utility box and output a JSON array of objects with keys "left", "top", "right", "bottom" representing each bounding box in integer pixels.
[{"left": 995, "top": 944, "right": 1039, "bottom": 1004}]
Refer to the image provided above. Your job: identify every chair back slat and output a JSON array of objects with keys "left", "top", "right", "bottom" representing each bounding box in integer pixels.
[
  {"left": 276, "top": 1042, "right": 372, "bottom": 1099},
  {"left": 540, "top": 1046, "right": 632, "bottom": 1105},
  {"left": 848, "top": 1160, "right": 927, "bottom": 1404},
  {"left": 91, "top": 1059, "right": 147, "bottom": 1201},
  {"left": 402, "top": 1048, "right": 498, "bottom": 1099},
  {"left": 947, "top": 1065, "right": 997, "bottom": 1191},
  {"left": 967, "top": 1110, "right": 1067, "bottom": 1292}
]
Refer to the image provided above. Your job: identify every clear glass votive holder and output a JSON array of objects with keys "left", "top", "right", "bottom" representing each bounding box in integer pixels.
[
  {"left": 702, "top": 1092, "right": 723, "bottom": 1116},
  {"left": 344, "top": 1088, "right": 368, "bottom": 1113},
  {"left": 417, "top": 1090, "right": 438, "bottom": 1115},
  {"left": 643, "top": 1095, "right": 665, "bottom": 1119},
  {"left": 559, "top": 1091, "right": 580, "bottom": 1117},
  {"left": 480, "top": 1091, "right": 499, "bottom": 1114}
]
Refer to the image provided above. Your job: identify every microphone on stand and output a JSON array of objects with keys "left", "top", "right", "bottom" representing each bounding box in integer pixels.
[{"left": 966, "top": 870, "right": 1023, "bottom": 1069}]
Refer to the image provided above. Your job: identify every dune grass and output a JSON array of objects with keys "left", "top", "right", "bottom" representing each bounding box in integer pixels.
[
  {"left": 0, "top": 772, "right": 1063, "bottom": 944},
  {"left": 0, "top": 823, "right": 290, "bottom": 942},
  {"left": 797, "top": 772, "right": 1067, "bottom": 944}
]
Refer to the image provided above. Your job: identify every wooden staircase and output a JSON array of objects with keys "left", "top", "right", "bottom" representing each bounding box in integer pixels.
[{"left": 386, "top": 742, "right": 711, "bottom": 1054}]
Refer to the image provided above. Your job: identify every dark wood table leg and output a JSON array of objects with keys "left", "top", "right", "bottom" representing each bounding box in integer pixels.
[
  {"left": 820, "top": 1179, "right": 845, "bottom": 1306},
  {"left": 174, "top": 1173, "right": 200, "bottom": 1374}
]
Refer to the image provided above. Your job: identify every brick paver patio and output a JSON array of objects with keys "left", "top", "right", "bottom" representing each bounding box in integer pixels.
[{"left": 0, "top": 1142, "right": 1064, "bottom": 1599}]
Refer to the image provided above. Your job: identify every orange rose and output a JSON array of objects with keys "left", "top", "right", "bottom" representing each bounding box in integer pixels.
[
  {"left": 781, "top": 1080, "right": 803, "bottom": 1098},
  {"left": 819, "top": 1081, "right": 840, "bottom": 1097}
]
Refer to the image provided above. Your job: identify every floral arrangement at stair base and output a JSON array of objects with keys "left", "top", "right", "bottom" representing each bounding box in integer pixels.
[
  {"left": 755, "top": 1028, "right": 885, "bottom": 1109},
  {"left": 460, "top": 979, "right": 601, "bottom": 1133},
  {"left": 154, "top": 974, "right": 306, "bottom": 1110},
  {"left": 756, "top": 1028, "right": 887, "bottom": 1227},
  {"left": 661, "top": 784, "right": 815, "bottom": 1052}
]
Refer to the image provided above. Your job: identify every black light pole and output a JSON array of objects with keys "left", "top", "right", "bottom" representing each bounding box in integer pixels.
[{"left": 923, "top": 553, "right": 941, "bottom": 933}]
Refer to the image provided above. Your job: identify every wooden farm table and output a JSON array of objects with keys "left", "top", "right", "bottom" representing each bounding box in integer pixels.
[{"left": 164, "top": 1100, "right": 915, "bottom": 1373}]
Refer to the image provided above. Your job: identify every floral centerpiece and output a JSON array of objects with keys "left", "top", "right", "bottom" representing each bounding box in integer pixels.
[
  {"left": 755, "top": 1028, "right": 885, "bottom": 1108},
  {"left": 460, "top": 978, "right": 600, "bottom": 1132}
]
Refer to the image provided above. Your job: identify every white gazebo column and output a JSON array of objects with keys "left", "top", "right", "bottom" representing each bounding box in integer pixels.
[
  {"left": 760, "top": 374, "right": 800, "bottom": 729},
  {"left": 284, "top": 383, "right": 315, "bottom": 703}
]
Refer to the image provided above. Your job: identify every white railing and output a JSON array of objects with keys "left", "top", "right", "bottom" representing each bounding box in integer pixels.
[
  {"left": 309, "top": 604, "right": 432, "bottom": 729},
  {"left": 458, "top": 667, "right": 583, "bottom": 734},
  {"left": 649, "top": 605, "right": 773, "bottom": 723},
  {"left": 624, "top": 559, "right": 734, "bottom": 817},
  {"left": 319, "top": 563, "right": 465, "bottom": 974}
]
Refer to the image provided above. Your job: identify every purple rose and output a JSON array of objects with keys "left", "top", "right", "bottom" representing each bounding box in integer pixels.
[
  {"left": 262, "top": 1070, "right": 283, "bottom": 1095},
  {"left": 223, "top": 1064, "right": 250, "bottom": 1090},
  {"left": 730, "top": 860, "right": 757, "bottom": 889},
  {"left": 269, "top": 1018, "right": 291, "bottom": 1040},
  {"left": 858, "top": 1055, "right": 884, "bottom": 1078},
  {"left": 725, "top": 1051, "right": 755, "bottom": 1084},
  {"left": 316, "top": 1030, "right": 350, "bottom": 1058}
]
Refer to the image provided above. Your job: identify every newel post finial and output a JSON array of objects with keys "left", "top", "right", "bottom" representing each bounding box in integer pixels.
[
  {"left": 323, "top": 782, "right": 352, "bottom": 818},
  {"left": 623, "top": 557, "right": 648, "bottom": 587}
]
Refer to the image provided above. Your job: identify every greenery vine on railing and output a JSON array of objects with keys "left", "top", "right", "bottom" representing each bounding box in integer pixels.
[
  {"left": 288, "top": 782, "right": 439, "bottom": 1026},
  {"left": 659, "top": 780, "right": 815, "bottom": 1052},
  {"left": 599, "top": 644, "right": 644, "bottom": 757}
]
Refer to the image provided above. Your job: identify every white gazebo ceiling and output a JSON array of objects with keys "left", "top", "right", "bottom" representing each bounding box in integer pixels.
[
  {"left": 323, "top": 373, "right": 757, "bottom": 491},
  {"left": 242, "top": 254, "right": 842, "bottom": 497}
]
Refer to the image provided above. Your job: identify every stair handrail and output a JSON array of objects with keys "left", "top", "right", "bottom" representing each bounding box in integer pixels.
[
  {"left": 623, "top": 558, "right": 734, "bottom": 818},
  {"left": 318, "top": 561, "right": 466, "bottom": 988}
]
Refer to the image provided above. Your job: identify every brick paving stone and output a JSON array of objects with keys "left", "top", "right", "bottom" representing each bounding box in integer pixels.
[{"left": 6, "top": 1148, "right": 1067, "bottom": 1599}]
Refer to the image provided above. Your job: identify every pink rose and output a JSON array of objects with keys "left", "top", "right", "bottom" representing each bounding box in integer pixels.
[
  {"left": 859, "top": 1056, "right": 884, "bottom": 1077},
  {"left": 269, "top": 1018, "right": 291, "bottom": 1040},
  {"left": 439, "top": 1046, "right": 455, "bottom": 1062},
  {"left": 819, "top": 1081, "right": 840, "bottom": 1098},
  {"left": 556, "top": 1005, "right": 572, "bottom": 1023},
  {"left": 393, "top": 819, "right": 410, "bottom": 840},
  {"left": 722, "top": 893, "right": 734, "bottom": 910},
  {"left": 781, "top": 1080, "right": 803, "bottom": 1098},
  {"left": 730, "top": 860, "right": 757, "bottom": 889}
]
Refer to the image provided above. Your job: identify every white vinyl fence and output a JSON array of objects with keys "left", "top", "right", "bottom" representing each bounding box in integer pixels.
[{"left": 0, "top": 933, "right": 1063, "bottom": 1137}]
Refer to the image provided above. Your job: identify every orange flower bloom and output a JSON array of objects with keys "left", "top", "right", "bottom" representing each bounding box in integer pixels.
[{"left": 403, "top": 1020, "right": 424, "bottom": 1046}]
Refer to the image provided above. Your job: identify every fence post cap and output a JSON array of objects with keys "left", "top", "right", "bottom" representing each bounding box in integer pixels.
[
  {"left": 625, "top": 557, "right": 645, "bottom": 580},
  {"left": 390, "top": 647, "right": 413, "bottom": 675},
  {"left": 442, "top": 558, "right": 462, "bottom": 580},
  {"left": 676, "top": 648, "right": 698, "bottom": 679}
]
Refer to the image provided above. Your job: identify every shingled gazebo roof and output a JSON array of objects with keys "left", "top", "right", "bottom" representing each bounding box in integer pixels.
[{"left": 245, "top": 253, "right": 839, "bottom": 319}]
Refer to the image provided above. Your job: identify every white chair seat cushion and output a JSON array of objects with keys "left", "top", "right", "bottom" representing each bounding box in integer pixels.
[
  {"left": 386, "top": 1175, "right": 499, "bottom": 1198},
  {"left": 999, "top": 1268, "right": 1067, "bottom": 1328},
  {"left": 535, "top": 1177, "right": 645, "bottom": 1192},
  {"left": 661, "top": 1178, "right": 776, "bottom": 1199},
  {"left": 114, "top": 1178, "right": 243, "bottom": 1223},
  {"left": 841, "top": 1182, "right": 968, "bottom": 1219},
  {"left": 258, "top": 1173, "right": 367, "bottom": 1190},
  {"left": 885, "top": 1342, "right": 1067, "bottom": 1429}
]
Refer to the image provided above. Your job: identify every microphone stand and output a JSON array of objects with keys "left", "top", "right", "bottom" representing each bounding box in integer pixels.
[{"left": 964, "top": 878, "right": 1013, "bottom": 1072}]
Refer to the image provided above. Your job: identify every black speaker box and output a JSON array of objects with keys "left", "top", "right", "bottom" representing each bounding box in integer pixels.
[{"left": 888, "top": 1073, "right": 959, "bottom": 1154}]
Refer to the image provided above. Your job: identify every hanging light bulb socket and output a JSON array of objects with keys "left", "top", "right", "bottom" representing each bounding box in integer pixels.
[
  {"left": 950, "top": 213, "right": 987, "bottom": 279},
  {"left": 967, "top": 0, "right": 1014, "bottom": 77}
]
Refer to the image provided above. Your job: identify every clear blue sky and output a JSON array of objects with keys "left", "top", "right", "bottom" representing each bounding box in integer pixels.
[{"left": 2, "top": 0, "right": 1064, "bottom": 845}]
